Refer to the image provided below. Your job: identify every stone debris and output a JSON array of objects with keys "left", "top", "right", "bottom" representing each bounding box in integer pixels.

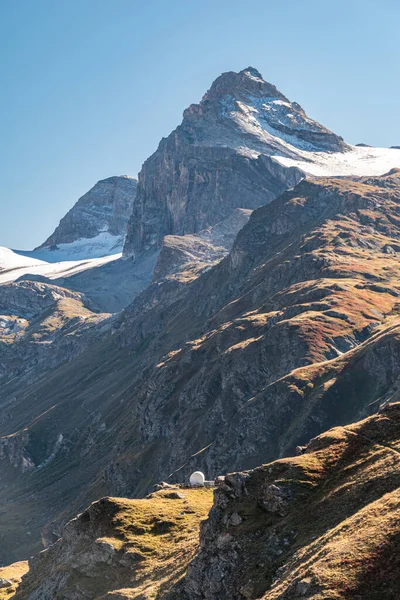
[{"left": 259, "top": 484, "right": 288, "bottom": 516}]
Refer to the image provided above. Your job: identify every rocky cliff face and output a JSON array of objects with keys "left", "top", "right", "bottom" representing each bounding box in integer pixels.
[
  {"left": 152, "top": 208, "right": 252, "bottom": 282},
  {"left": 124, "top": 67, "right": 342, "bottom": 257},
  {"left": 177, "top": 403, "right": 400, "bottom": 600},
  {"left": 123, "top": 67, "right": 400, "bottom": 259},
  {"left": 12, "top": 405, "right": 400, "bottom": 600},
  {"left": 0, "top": 280, "right": 111, "bottom": 382},
  {"left": 37, "top": 175, "right": 137, "bottom": 250},
  {"left": 2, "top": 172, "right": 400, "bottom": 563}
]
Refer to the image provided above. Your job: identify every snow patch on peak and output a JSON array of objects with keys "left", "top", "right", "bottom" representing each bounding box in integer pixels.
[
  {"left": 216, "top": 88, "right": 400, "bottom": 177},
  {"left": 270, "top": 99, "right": 292, "bottom": 108},
  {"left": 242, "top": 67, "right": 264, "bottom": 82},
  {"left": 272, "top": 145, "right": 400, "bottom": 177},
  {"left": 232, "top": 95, "right": 331, "bottom": 148}
]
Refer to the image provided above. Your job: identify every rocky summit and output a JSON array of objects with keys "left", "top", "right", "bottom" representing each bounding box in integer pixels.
[
  {"left": 123, "top": 67, "right": 400, "bottom": 259},
  {"left": 0, "top": 67, "right": 400, "bottom": 598},
  {"left": 123, "top": 67, "right": 324, "bottom": 258},
  {"left": 37, "top": 175, "right": 137, "bottom": 251}
]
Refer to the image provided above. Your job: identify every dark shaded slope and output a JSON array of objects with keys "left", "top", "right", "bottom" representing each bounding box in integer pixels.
[
  {"left": 175, "top": 403, "right": 400, "bottom": 600},
  {"left": 2, "top": 173, "right": 400, "bottom": 561},
  {"left": 12, "top": 404, "right": 400, "bottom": 600}
]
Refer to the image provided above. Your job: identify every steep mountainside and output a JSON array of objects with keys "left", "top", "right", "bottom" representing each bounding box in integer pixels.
[
  {"left": 152, "top": 208, "right": 252, "bottom": 282},
  {"left": 2, "top": 68, "right": 399, "bottom": 315},
  {"left": 11, "top": 404, "right": 400, "bottom": 599},
  {"left": 0, "top": 280, "right": 111, "bottom": 383},
  {"left": 0, "top": 176, "right": 145, "bottom": 313},
  {"left": 37, "top": 175, "right": 137, "bottom": 253},
  {"left": 177, "top": 403, "right": 400, "bottom": 600},
  {"left": 123, "top": 67, "right": 400, "bottom": 258},
  {"left": 2, "top": 172, "right": 400, "bottom": 562}
]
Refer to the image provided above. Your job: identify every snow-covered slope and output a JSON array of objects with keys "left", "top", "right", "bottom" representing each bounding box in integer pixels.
[
  {"left": 0, "top": 251, "right": 120, "bottom": 285},
  {"left": 205, "top": 68, "right": 400, "bottom": 175},
  {"left": 272, "top": 145, "right": 400, "bottom": 176},
  {"left": 0, "top": 247, "right": 44, "bottom": 271},
  {"left": 0, "top": 233, "right": 123, "bottom": 285},
  {"left": 22, "top": 231, "right": 124, "bottom": 262},
  {"left": 37, "top": 176, "right": 137, "bottom": 249}
]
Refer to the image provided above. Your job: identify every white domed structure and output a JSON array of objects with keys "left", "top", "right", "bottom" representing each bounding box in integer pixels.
[{"left": 189, "top": 471, "right": 205, "bottom": 486}]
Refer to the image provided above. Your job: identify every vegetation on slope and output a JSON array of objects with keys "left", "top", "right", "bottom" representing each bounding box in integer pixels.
[
  {"left": 174, "top": 403, "right": 400, "bottom": 600},
  {"left": 2, "top": 173, "right": 400, "bottom": 562},
  {"left": 0, "top": 563, "right": 28, "bottom": 600},
  {"left": 10, "top": 404, "right": 400, "bottom": 599},
  {"left": 14, "top": 488, "right": 213, "bottom": 599}
]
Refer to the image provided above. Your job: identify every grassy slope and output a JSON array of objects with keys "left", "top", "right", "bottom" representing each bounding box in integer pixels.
[
  {"left": 10, "top": 405, "right": 400, "bottom": 600},
  {"left": 0, "top": 563, "right": 28, "bottom": 600},
  {"left": 13, "top": 489, "right": 213, "bottom": 600},
  {"left": 169, "top": 403, "right": 400, "bottom": 600},
  {"left": 2, "top": 174, "right": 400, "bottom": 563}
]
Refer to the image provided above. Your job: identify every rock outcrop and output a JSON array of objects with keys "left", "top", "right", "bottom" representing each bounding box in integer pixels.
[
  {"left": 152, "top": 208, "right": 252, "bottom": 282},
  {"left": 14, "top": 489, "right": 213, "bottom": 600},
  {"left": 37, "top": 176, "right": 137, "bottom": 250},
  {"left": 124, "top": 67, "right": 337, "bottom": 257},
  {"left": 12, "top": 405, "right": 400, "bottom": 600}
]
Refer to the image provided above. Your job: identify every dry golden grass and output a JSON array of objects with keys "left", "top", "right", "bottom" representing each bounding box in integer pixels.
[
  {"left": 101, "top": 488, "right": 213, "bottom": 598},
  {"left": 199, "top": 405, "right": 400, "bottom": 600},
  {"left": 14, "top": 489, "right": 213, "bottom": 600},
  {"left": 0, "top": 562, "right": 28, "bottom": 599}
]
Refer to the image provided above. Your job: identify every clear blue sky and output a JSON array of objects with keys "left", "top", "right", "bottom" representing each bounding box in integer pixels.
[{"left": 1, "top": 0, "right": 399, "bottom": 249}]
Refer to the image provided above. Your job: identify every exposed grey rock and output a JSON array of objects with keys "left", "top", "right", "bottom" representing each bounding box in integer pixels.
[
  {"left": 124, "top": 66, "right": 348, "bottom": 257},
  {"left": 227, "top": 512, "right": 242, "bottom": 526},
  {"left": 37, "top": 175, "right": 137, "bottom": 249},
  {"left": 164, "top": 491, "right": 185, "bottom": 499},
  {"left": 259, "top": 484, "right": 288, "bottom": 516},
  {"left": 152, "top": 208, "right": 252, "bottom": 282}
]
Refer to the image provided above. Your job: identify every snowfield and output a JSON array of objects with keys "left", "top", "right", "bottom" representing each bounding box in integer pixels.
[
  {"left": 272, "top": 145, "right": 400, "bottom": 177},
  {"left": 0, "top": 232, "right": 123, "bottom": 285},
  {"left": 29, "top": 231, "right": 124, "bottom": 262},
  {"left": 216, "top": 83, "right": 400, "bottom": 177}
]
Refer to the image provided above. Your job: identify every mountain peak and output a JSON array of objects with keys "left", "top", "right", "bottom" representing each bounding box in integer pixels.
[
  {"left": 180, "top": 66, "right": 346, "bottom": 159},
  {"left": 36, "top": 175, "right": 137, "bottom": 252},
  {"left": 200, "top": 66, "right": 288, "bottom": 104},
  {"left": 241, "top": 66, "right": 263, "bottom": 78}
]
